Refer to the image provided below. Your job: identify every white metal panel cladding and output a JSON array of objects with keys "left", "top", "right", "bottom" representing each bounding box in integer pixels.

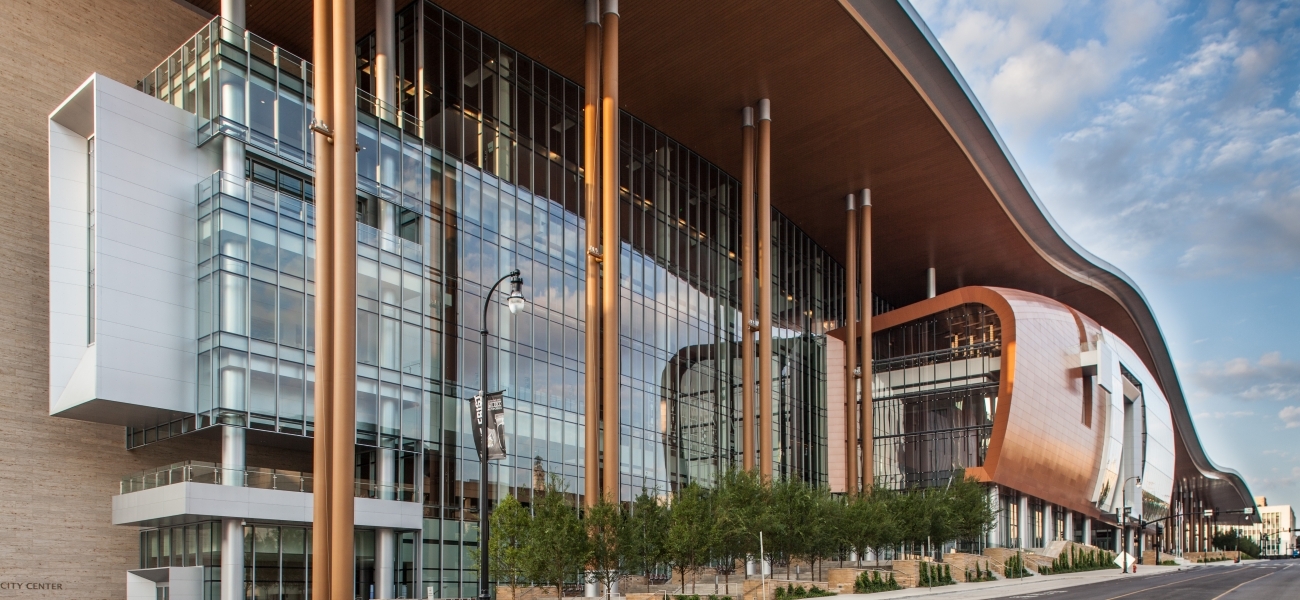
[
  {"left": 1114, "top": 334, "right": 1176, "bottom": 507},
  {"left": 48, "top": 74, "right": 219, "bottom": 425},
  {"left": 1092, "top": 331, "right": 1125, "bottom": 511}
]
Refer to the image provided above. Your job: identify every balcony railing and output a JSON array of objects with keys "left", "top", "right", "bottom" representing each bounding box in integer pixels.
[
  {"left": 118, "top": 460, "right": 418, "bottom": 502},
  {"left": 138, "top": 17, "right": 314, "bottom": 168},
  {"left": 119, "top": 460, "right": 312, "bottom": 494}
]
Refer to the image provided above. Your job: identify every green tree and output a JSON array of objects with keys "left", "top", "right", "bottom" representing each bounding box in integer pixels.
[
  {"left": 768, "top": 477, "right": 815, "bottom": 579},
  {"left": 1213, "top": 529, "right": 1262, "bottom": 558},
  {"left": 802, "top": 486, "right": 845, "bottom": 581},
  {"left": 923, "top": 487, "right": 955, "bottom": 559},
  {"left": 476, "top": 494, "right": 532, "bottom": 596},
  {"left": 712, "top": 469, "right": 772, "bottom": 587},
  {"left": 946, "top": 470, "right": 994, "bottom": 547},
  {"left": 890, "top": 489, "right": 930, "bottom": 558},
  {"left": 848, "top": 487, "right": 897, "bottom": 566},
  {"left": 585, "top": 495, "right": 629, "bottom": 598},
  {"left": 665, "top": 482, "right": 714, "bottom": 593},
  {"left": 525, "top": 476, "right": 589, "bottom": 598},
  {"left": 625, "top": 490, "right": 670, "bottom": 592}
]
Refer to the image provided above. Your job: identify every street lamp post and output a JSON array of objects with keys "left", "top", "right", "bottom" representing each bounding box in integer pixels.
[
  {"left": 1121, "top": 476, "right": 1141, "bottom": 573},
  {"left": 479, "top": 269, "right": 526, "bottom": 600}
]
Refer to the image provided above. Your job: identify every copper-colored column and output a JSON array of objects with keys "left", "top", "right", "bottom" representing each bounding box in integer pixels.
[
  {"left": 756, "top": 99, "right": 773, "bottom": 478},
  {"left": 843, "top": 194, "right": 857, "bottom": 494},
  {"left": 600, "top": 0, "right": 621, "bottom": 500},
  {"left": 858, "top": 189, "right": 873, "bottom": 488},
  {"left": 310, "top": 0, "right": 334, "bottom": 597},
  {"left": 582, "top": 0, "right": 602, "bottom": 507},
  {"left": 740, "top": 107, "right": 755, "bottom": 472},
  {"left": 329, "top": 0, "right": 358, "bottom": 597}
]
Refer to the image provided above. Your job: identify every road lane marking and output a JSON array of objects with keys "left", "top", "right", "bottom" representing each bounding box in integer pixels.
[
  {"left": 1208, "top": 565, "right": 1286, "bottom": 600},
  {"left": 1103, "top": 569, "right": 1235, "bottom": 600}
]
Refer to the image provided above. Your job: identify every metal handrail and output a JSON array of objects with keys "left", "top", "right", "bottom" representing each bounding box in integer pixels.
[{"left": 118, "top": 460, "right": 312, "bottom": 494}]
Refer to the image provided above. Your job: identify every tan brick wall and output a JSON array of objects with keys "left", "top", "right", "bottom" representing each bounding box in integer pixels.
[{"left": 0, "top": 2, "right": 207, "bottom": 600}]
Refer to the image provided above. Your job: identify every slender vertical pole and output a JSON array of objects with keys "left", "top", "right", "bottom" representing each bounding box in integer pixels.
[
  {"left": 740, "top": 107, "right": 755, "bottom": 472},
  {"left": 583, "top": 0, "right": 602, "bottom": 507},
  {"left": 843, "top": 195, "right": 857, "bottom": 493},
  {"left": 600, "top": 0, "right": 621, "bottom": 500},
  {"left": 310, "top": 0, "right": 334, "bottom": 598},
  {"left": 756, "top": 99, "right": 773, "bottom": 478},
  {"left": 859, "top": 190, "right": 873, "bottom": 489},
  {"left": 218, "top": 4, "right": 246, "bottom": 600},
  {"left": 220, "top": 426, "right": 245, "bottom": 600},
  {"left": 374, "top": 0, "right": 395, "bottom": 120},
  {"left": 329, "top": 1, "right": 358, "bottom": 599}
]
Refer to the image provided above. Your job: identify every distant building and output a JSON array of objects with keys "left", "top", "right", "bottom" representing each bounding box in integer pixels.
[{"left": 1229, "top": 498, "right": 1297, "bottom": 556}]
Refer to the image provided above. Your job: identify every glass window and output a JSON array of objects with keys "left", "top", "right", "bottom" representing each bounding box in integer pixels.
[
  {"left": 403, "top": 142, "right": 422, "bottom": 198},
  {"left": 357, "top": 377, "right": 379, "bottom": 433},
  {"left": 381, "top": 264, "right": 401, "bottom": 305},
  {"left": 402, "top": 321, "right": 421, "bottom": 376},
  {"left": 219, "top": 272, "right": 248, "bottom": 335},
  {"left": 218, "top": 66, "right": 245, "bottom": 122},
  {"left": 358, "top": 310, "right": 379, "bottom": 366},
  {"left": 249, "top": 75, "right": 276, "bottom": 140},
  {"left": 279, "top": 288, "right": 305, "bottom": 348},
  {"left": 278, "top": 361, "right": 305, "bottom": 421},
  {"left": 358, "top": 257, "right": 380, "bottom": 299},
  {"left": 250, "top": 280, "right": 276, "bottom": 342},
  {"left": 279, "top": 230, "right": 305, "bottom": 278},
  {"left": 401, "top": 271, "right": 421, "bottom": 312},
  {"left": 199, "top": 214, "right": 214, "bottom": 263},
  {"left": 279, "top": 89, "right": 305, "bottom": 152},
  {"left": 482, "top": 183, "right": 498, "bottom": 233},
  {"left": 251, "top": 222, "right": 277, "bottom": 269},
  {"left": 358, "top": 123, "right": 379, "bottom": 183},
  {"left": 218, "top": 211, "right": 248, "bottom": 259},
  {"left": 199, "top": 275, "right": 214, "bottom": 338},
  {"left": 381, "top": 316, "right": 400, "bottom": 371},
  {"left": 250, "top": 354, "right": 276, "bottom": 417},
  {"left": 381, "top": 132, "right": 401, "bottom": 190},
  {"left": 217, "top": 348, "right": 247, "bottom": 411}
]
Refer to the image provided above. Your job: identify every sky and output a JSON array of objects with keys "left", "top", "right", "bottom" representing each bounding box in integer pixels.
[{"left": 910, "top": 0, "right": 1300, "bottom": 511}]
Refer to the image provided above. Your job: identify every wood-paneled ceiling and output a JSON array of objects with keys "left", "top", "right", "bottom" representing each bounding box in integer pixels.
[{"left": 188, "top": 0, "right": 1137, "bottom": 363}]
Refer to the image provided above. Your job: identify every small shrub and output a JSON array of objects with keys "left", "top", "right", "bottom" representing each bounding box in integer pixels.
[
  {"left": 964, "top": 560, "right": 997, "bottom": 582},
  {"left": 853, "top": 571, "right": 901, "bottom": 594},
  {"left": 917, "top": 562, "right": 956, "bottom": 587},
  {"left": 774, "top": 584, "right": 835, "bottom": 600},
  {"left": 1004, "top": 552, "right": 1032, "bottom": 578}
]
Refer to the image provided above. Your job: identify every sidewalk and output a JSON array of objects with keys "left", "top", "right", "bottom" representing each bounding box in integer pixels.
[{"left": 830, "top": 564, "right": 1204, "bottom": 600}]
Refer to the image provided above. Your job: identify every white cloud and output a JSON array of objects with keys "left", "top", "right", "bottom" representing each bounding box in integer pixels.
[
  {"left": 1281, "top": 406, "right": 1300, "bottom": 429},
  {"left": 1192, "top": 352, "right": 1300, "bottom": 402},
  {"left": 916, "top": 0, "right": 1171, "bottom": 139}
]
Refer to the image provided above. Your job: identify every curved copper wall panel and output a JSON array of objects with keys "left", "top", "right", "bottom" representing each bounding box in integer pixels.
[{"left": 873, "top": 286, "right": 1110, "bottom": 517}]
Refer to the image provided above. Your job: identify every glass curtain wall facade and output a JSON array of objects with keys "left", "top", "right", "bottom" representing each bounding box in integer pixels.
[
  {"left": 136, "top": 2, "right": 846, "bottom": 596},
  {"left": 871, "top": 303, "right": 1000, "bottom": 490}
]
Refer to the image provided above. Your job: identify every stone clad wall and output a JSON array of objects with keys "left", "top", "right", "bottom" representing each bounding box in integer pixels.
[{"left": 0, "top": 2, "right": 206, "bottom": 599}]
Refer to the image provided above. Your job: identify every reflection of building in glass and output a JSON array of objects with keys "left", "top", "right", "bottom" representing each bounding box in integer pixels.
[
  {"left": 870, "top": 303, "right": 1000, "bottom": 490},
  {"left": 30, "top": 1, "right": 1257, "bottom": 599}
]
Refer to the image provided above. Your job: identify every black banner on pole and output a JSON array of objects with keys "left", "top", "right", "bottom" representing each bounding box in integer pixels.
[{"left": 471, "top": 391, "right": 508, "bottom": 461}]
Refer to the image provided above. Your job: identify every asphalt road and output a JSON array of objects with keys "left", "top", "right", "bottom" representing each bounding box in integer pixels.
[{"left": 990, "top": 563, "right": 1300, "bottom": 600}]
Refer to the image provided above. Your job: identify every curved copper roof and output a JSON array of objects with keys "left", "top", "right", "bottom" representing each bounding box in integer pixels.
[{"left": 199, "top": 0, "right": 1253, "bottom": 514}]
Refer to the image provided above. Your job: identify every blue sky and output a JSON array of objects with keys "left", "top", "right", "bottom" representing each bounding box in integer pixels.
[{"left": 911, "top": 0, "right": 1300, "bottom": 510}]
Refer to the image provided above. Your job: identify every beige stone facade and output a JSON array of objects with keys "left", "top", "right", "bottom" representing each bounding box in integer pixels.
[{"left": 0, "top": 2, "right": 205, "bottom": 599}]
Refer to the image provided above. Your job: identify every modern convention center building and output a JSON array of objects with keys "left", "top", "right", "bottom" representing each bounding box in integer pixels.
[{"left": 14, "top": 0, "right": 1257, "bottom": 599}]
